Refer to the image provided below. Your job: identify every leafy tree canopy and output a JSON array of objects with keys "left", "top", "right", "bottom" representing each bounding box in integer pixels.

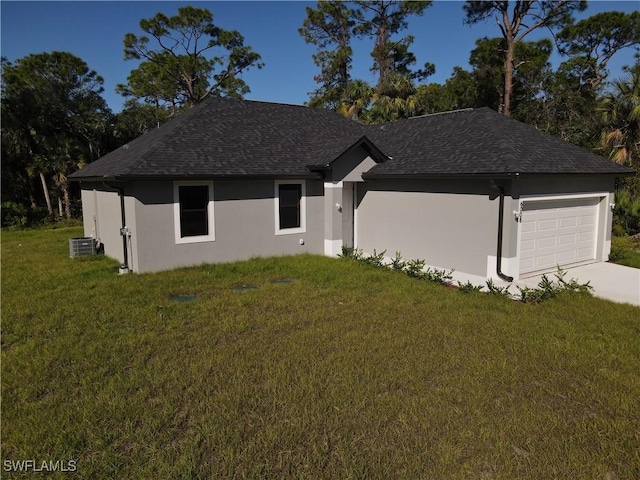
[
  {"left": 557, "top": 10, "right": 640, "bottom": 90},
  {"left": 299, "top": 1, "right": 362, "bottom": 110},
  {"left": 354, "top": 0, "right": 433, "bottom": 88},
  {"left": 598, "top": 66, "right": 640, "bottom": 167},
  {"left": 463, "top": 0, "right": 586, "bottom": 116},
  {"left": 1, "top": 52, "right": 110, "bottom": 220},
  {"left": 121, "top": 6, "right": 263, "bottom": 111}
]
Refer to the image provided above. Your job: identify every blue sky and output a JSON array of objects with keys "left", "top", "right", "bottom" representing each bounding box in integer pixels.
[{"left": 2, "top": 1, "right": 638, "bottom": 113}]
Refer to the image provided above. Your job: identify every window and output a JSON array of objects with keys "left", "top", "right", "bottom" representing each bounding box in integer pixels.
[
  {"left": 275, "top": 180, "right": 306, "bottom": 235},
  {"left": 174, "top": 181, "right": 215, "bottom": 244}
]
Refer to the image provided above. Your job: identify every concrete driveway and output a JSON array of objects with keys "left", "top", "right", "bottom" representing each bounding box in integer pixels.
[{"left": 520, "top": 262, "right": 640, "bottom": 307}]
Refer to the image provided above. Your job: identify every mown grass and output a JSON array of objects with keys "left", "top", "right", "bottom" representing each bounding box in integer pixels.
[
  {"left": 611, "top": 235, "right": 640, "bottom": 269},
  {"left": 2, "top": 227, "right": 640, "bottom": 479}
]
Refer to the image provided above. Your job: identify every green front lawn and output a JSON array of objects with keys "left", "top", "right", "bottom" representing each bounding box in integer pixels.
[{"left": 2, "top": 227, "right": 639, "bottom": 479}]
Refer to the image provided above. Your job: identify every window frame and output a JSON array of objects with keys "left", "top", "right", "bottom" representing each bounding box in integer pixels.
[
  {"left": 274, "top": 180, "right": 306, "bottom": 235},
  {"left": 173, "top": 180, "right": 215, "bottom": 244}
]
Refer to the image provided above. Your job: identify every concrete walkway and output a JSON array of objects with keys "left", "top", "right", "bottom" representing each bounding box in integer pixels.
[{"left": 520, "top": 263, "right": 640, "bottom": 307}]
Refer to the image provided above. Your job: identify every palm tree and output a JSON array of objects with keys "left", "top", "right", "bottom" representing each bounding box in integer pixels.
[
  {"left": 598, "top": 70, "right": 640, "bottom": 167},
  {"left": 337, "top": 80, "right": 373, "bottom": 122},
  {"left": 366, "top": 73, "right": 420, "bottom": 124}
]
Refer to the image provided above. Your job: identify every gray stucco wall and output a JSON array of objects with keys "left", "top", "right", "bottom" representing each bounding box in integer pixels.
[
  {"left": 356, "top": 175, "right": 617, "bottom": 281},
  {"left": 328, "top": 149, "right": 377, "bottom": 183},
  {"left": 80, "top": 172, "right": 617, "bottom": 278},
  {"left": 324, "top": 185, "right": 343, "bottom": 244},
  {"left": 356, "top": 178, "right": 499, "bottom": 277},
  {"left": 126, "top": 178, "right": 324, "bottom": 272},
  {"left": 81, "top": 185, "right": 128, "bottom": 264}
]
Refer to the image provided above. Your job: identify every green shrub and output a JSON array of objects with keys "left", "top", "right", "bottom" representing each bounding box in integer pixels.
[
  {"left": 404, "top": 258, "right": 427, "bottom": 279},
  {"left": 613, "top": 189, "right": 640, "bottom": 236},
  {"left": 1, "top": 201, "right": 29, "bottom": 228},
  {"left": 485, "top": 278, "right": 512, "bottom": 298},
  {"left": 423, "top": 267, "right": 454, "bottom": 285},
  {"left": 517, "top": 268, "right": 593, "bottom": 304},
  {"left": 361, "top": 249, "right": 387, "bottom": 268},
  {"left": 390, "top": 251, "right": 406, "bottom": 272},
  {"left": 339, "top": 246, "right": 363, "bottom": 260},
  {"left": 457, "top": 280, "right": 484, "bottom": 294}
]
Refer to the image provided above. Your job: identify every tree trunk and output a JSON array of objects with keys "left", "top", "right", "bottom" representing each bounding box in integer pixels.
[
  {"left": 375, "top": 23, "right": 389, "bottom": 90},
  {"left": 39, "top": 171, "right": 55, "bottom": 221},
  {"left": 502, "top": 40, "right": 515, "bottom": 117},
  {"left": 22, "top": 170, "right": 38, "bottom": 209},
  {"left": 62, "top": 180, "right": 72, "bottom": 220},
  {"left": 339, "top": 21, "right": 350, "bottom": 90}
]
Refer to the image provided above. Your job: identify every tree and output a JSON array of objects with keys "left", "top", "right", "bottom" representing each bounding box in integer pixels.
[
  {"left": 299, "top": 1, "right": 362, "bottom": 109},
  {"left": 337, "top": 79, "right": 374, "bottom": 121},
  {"left": 354, "top": 0, "right": 433, "bottom": 89},
  {"left": 122, "top": 6, "right": 263, "bottom": 110},
  {"left": 112, "top": 100, "right": 170, "bottom": 145},
  {"left": 300, "top": 1, "right": 433, "bottom": 123},
  {"left": 117, "top": 58, "right": 182, "bottom": 115},
  {"left": 1, "top": 52, "right": 109, "bottom": 222},
  {"left": 557, "top": 11, "right": 640, "bottom": 91},
  {"left": 437, "top": 67, "right": 479, "bottom": 111},
  {"left": 598, "top": 69, "right": 640, "bottom": 168},
  {"left": 368, "top": 72, "right": 419, "bottom": 122},
  {"left": 464, "top": 0, "right": 586, "bottom": 117}
]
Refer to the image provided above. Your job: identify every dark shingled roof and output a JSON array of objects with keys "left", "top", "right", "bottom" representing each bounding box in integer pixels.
[
  {"left": 71, "top": 97, "right": 369, "bottom": 180},
  {"left": 364, "top": 107, "right": 634, "bottom": 177},
  {"left": 70, "top": 97, "right": 634, "bottom": 181}
]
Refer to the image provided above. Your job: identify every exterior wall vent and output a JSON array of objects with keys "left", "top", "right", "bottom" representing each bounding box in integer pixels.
[{"left": 69, "top": 237, "right": 96, "bottom": 258}]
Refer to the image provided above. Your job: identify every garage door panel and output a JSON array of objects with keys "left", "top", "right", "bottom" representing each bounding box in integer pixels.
[
  {"left": 520, "top": 240, "right": 535, "bottom": 253},
  {"left": 539, "top": 219, "right": 559, "bottom": 231},
  {"left": 520, "top": 258, "right": 535, "bottom": 270},
  {"left": 557, "top": 251, "right": 578, "bottom": 263},
  {"left": 535, "top": 254, "right": 557, "bottom": 270},
  {"left": 558, "top": 233, "right": 577, "bottom": 245},
  {"left": 520, "top": 197, "right": 600, "bottom": 275},
  {"left": 579, "top": 216, "right": 595, "bottom": 227},
  {"left": 537, "top": 236, "right": 557, "bottom": 248},
  {"left": 576, "top": 246, "right": 594, "bottom": 257},
  {"left": 577, "top": 231, "right": 593, "bottom": 242},
  {"left": 521, "top": 222, "right": 535, "bottom": 234},
  {"left": 559, "top": 219, "right": 578, "bottom": 229}
]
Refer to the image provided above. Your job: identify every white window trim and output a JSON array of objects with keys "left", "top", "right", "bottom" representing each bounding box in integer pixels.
[
  {"left": 274, "top": 180, "right": 306, "bottom": 235},
  {"left": 173, "top": 180, "right": 215, "bottom": 244}
]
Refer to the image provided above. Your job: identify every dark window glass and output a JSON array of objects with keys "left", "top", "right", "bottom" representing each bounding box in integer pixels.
[
  {"left": 279, "top": 184, "right": 301, "bottom": 230},
  {"left": 179, "top": 185, "right": 209, "bottom": 237}
]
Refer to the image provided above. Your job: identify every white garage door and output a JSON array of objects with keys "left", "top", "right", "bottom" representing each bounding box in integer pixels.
[{"left": 519, "top": 197, "right": 600, "bottom": 275}]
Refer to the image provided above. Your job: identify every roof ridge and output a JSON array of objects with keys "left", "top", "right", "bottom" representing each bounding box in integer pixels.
[
  {"left": 408, "top": 108, "right": 474, "bottom": 119},
  {"left": 234, "top": 97, "right": 307, "bottom": 109}
]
